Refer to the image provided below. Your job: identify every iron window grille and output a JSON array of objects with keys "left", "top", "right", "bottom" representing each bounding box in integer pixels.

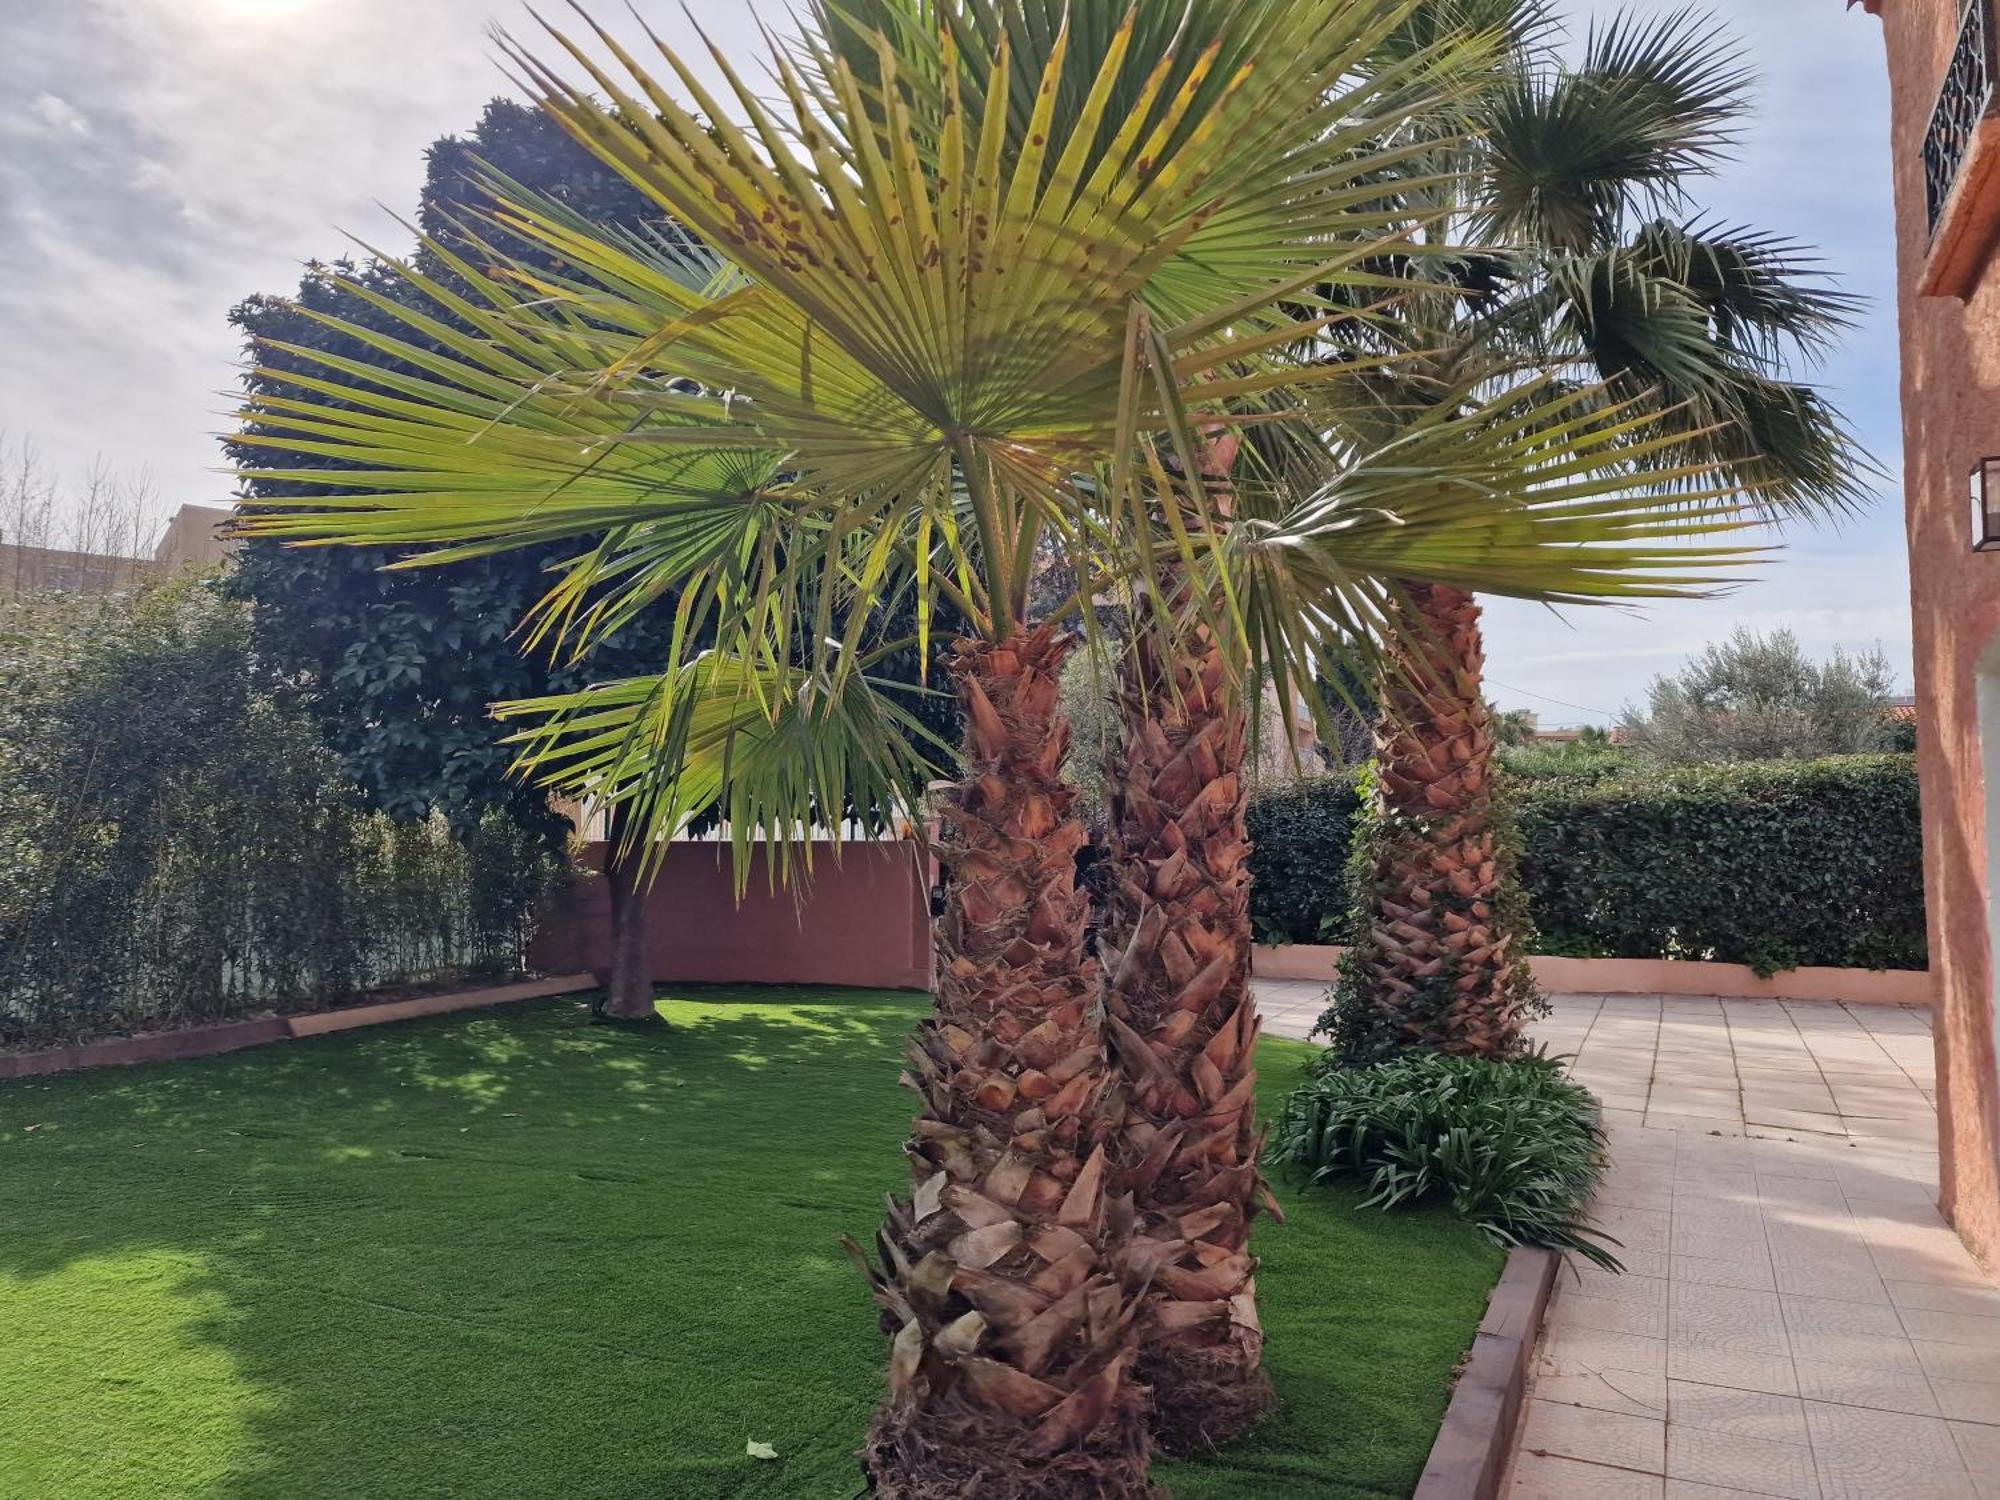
[{"left": 1926, "top": 0, "right": 2000, "bottom": 237}]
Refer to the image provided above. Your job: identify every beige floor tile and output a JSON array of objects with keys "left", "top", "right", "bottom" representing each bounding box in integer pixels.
[
  {"left": 1570, "top": 1265, "right": 1670, "bottom": 1306},
  {"left": 1900, "top": 1309, "right": 2000, "bottom": 1350},
  {"left": 1539, "top": 1367, "right": 1670, "bottom": 1420},
  {"left": 1663, "top": 1483, "right": 1797, "bottom": 1499},
  {"left": 1672, "top": 1254, "right": 1777, "bottom": 1292},
  {"left": 1674, "top": 1227, "right": 1773, "bottom": 1264},
  {"left": 1789, "top": 1328, "right": 1925, "bottom": 1374},
  {"left": 1507, "top": 1450, "right": 1665, "bottom": 1499},
  {"left": 1649, "top": 1113, "right": 1748, "bottom": 1136},
  {"left": 1665, "top": 1426, "right": 1817, "bottom": 1499},
  {"left": 1556, "top": 1291, "right": 1671, "bottom": 1339},
  {"left": 1520, "top": 1398, "right": 1667, "bottom": 1474},
  {"left": 1806, "top": 1402, "right": 1968, "bottom": 1472},
  {"left": 1870, "top": 1246, "right": 1993, "bottom": 1288},
  {"left": 1933, "top": 1379, "right": 2000, "bottom": 1426},
  {"left": 1793, "top": 1356, "right": 1942, "bottom": 1416},
  {"left": 1952, "top": 1417, "right": 2000, "bottom": 1468},
  {"left": 1669, "top": 1315, "right": 1791, "bottom": 1360},
  {"left": 1782, "top": 1293, "right": 1907, "bottom": 1338},
  {"left": 1538, "top": 1323, "right": 1670, "bottom": 1379},
  {"left": 1772, "top": 1263, "right": 1890, "bottom": 1303},
  {"left": 1745, "top": 1106, "right": 1850, "bottom": 1136},
  {"left": 1758, "top": 1176, "right": 1850, "bottom": 1209},
  {"left": 1666, "top": 1344, "right": 1799, "bottom": 1396},
  {"left": 1813, "top": 1456, "right": 1975, "bottom": 1497},
  {"left": 1918, "top": 1340, "right": 2000, "bottom": 1385},
  {"left": 1668, "top": 1380, "right": 1809, "bottom": 1444}
]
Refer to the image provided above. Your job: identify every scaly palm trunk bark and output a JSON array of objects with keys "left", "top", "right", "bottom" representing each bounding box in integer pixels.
[
  {"left": 1097, "top": 429, "right": 1271, "bottom": 1452},
  {"left": 1357, "top": 583, "right": 1527, "bottom": 1056},
  {"left": 856, "top": 624, "right": 1155, "bottom": 1500},
  {"left": 1099, "top": 591, "right": 1272, "bottom": 1453},
  {"left": 595, "top": 808, "right": 658, "bottom": 1024}
]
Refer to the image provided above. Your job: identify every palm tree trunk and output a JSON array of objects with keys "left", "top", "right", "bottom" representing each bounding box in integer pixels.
[
  {"left": 1358, "top": 583, "right": 1527, "bottom": 1056},
  {"left": 1099, "top": 592, "right": 1272, "bottom": 1453},
  {"left": 594, "top": 809, "right": 658, "bottom": 1023},
  {"left": 857, "top": 624, "right": 1155, "bottom": 1500}
]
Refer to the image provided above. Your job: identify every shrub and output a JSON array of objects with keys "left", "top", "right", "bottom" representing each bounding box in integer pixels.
[
  {"left": 1620, "top": 627, "right": 1900, "bottom": 764},
  {"left": 0, "top": 578, "right": 564, "bottom": 1051},
  {"left": 1246, "top": 771, "right": 1362, "bottom": 944},
  {"left": 1498, "top": 739, "right": 1636, "bottom": 784},
  {"left": 1271, "top": 1050, "right": 1617, "bottom": 1268},
  {"left": 1245, "top": 756, "right": 1924, "bottom": 972},
  {"left": 1512, "top": 755, "right": 1925, "bottom": 974}
]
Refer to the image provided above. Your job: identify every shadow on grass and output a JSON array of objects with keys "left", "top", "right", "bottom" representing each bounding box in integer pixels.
[{"left": 2, "top": 988, "right": 1515, "bottom": 1500}]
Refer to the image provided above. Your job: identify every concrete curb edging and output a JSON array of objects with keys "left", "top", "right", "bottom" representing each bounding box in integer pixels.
[
  {"left": 1412, "top": 1245, "right": 1560, "bottom": 1500},
  {"left": 0, "top": 974, "right": 599, "bottom": 1081},
  {"left": 1253, "top": 944, "right": 1932, "bottom": 1007}
]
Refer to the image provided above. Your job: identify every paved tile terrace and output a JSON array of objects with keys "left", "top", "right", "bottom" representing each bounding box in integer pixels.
[{"left": 1250, "top": 982, "right": 2000, "bottom": 1499}]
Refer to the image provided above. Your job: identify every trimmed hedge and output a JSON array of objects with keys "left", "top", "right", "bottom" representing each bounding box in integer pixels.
[
  {"left": 1247, "top": 773, "right": 1363, "bottom": 946},
  {"left": 1512, "top": 756, "right": 1925, "bottom": 974},
  {"left": 1248, "top": 755, "right": 1925, "bottom": 973}
]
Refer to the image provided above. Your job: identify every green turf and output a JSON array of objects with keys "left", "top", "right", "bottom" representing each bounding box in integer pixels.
[{"left": 0, "top": 990, "right": 1501, "bottom": 1499}]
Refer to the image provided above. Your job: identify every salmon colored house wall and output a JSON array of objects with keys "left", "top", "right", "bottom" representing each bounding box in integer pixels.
[
  {"left": 1864, "top": 0, "right": 2000, "bottom": 1267},
  {"left": 530, "top": 841, "right": 933, "bottom": 992}
]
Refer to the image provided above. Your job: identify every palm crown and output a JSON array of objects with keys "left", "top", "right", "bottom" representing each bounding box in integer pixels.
[{"left": 235, "top": 0, "right": 1763, "bottom": 875}]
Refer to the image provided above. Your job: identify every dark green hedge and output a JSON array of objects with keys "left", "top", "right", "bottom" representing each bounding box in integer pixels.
[
  {"left": 1247, "top": 774, "right": 1363, "bottom": 945},
  {"left": 1511, "top": 756, "right": 1925, "bottom": 973},
  {"left": 1248, "top": 756, "right": 1925, "bottom": 973}
]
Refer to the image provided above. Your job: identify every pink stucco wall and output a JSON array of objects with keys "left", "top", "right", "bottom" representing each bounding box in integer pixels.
[
  {"left": 531, "top": 841, "right": 934, "bottom": 992},
  {"left": 1869, "top": 0, "right": 2000, "bottom": 1267}
]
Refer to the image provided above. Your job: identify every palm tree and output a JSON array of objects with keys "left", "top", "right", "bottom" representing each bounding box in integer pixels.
[
  {"left": 235, "top": 4, "right": 1762, "bottom": 1490},
  {"left": 1321, "top": 2, "right": 1872, "bottom": 1063}
]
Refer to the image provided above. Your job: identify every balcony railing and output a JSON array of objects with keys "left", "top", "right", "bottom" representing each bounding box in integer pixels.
[{"left": 1926, "top": 0, "right": 2000, "bottom": 237}]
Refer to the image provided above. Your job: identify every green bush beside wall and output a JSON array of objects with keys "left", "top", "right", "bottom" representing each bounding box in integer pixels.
[
  {"left": 1247, "top": 756, "right": 1925, "bottom": 973},
  {"left": 1510, "top": 756, "right": 1925, "bottom": 974},
  {"left": 0, "top": 579, "right": 564, "bottom": 1052}
]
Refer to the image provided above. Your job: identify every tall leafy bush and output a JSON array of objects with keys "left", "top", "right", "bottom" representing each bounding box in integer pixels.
[{"left": 0, "top": 578, "right": 561, "bottom": 1050}]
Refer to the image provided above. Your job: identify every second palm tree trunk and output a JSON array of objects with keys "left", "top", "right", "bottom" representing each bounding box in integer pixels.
[
  {"left": 857, "top": 624, "right": 1155, "bottom": 1499},
  {"left": 1100, "top": 597, "right": 1272, "bottom": 1452},
  {"left": 1358, "top": 583, "right": 1528, "bottom": 1055}
]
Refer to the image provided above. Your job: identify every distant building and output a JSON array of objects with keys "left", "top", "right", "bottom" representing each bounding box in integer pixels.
[
  {"left": 151, "top": 504, "right": 234, "bottom": 572},
  {"left": 0, "top": 503, "right": 236, "bottom": 597}
]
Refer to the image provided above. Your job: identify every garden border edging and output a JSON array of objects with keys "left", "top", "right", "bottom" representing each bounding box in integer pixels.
[
  {"left": 1253, "top": 945, "right": 1931, "bottom": 1006},
  {"left": 0, "top": 974, "right": 598, "bottom": 1080},
  {"left": 1411, "top": 1245, "right": 1560, "bottom": 1500}
]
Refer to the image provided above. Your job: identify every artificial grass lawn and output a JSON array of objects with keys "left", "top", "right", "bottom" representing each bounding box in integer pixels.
[{"left": 1, "top": 990, "right": 1501, "bottom": 1499}]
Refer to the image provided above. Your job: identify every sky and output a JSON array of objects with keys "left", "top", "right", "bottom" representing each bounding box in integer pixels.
[{"left": 0, "top": 0, "right": 1908, "bottom": 724}]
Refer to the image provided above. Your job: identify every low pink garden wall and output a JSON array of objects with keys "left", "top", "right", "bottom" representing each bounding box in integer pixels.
[
  {"left": 530, "top": 840, "right": 934, "bottom": 992},
  {"left": 1252, "top": 944, "right": 1933, "bottom": 1007}
]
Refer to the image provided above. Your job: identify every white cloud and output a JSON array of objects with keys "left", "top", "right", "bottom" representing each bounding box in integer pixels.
[
  {"left": 24, "top": 92, "right": 91, "bottom": 138},
  {"left": 0, "top": 0, "right": 1914, "bottom": 712}
]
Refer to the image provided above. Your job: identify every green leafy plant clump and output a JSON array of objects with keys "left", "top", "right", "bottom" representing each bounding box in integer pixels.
[{"left": 1272, "top": 1049, "right": 1618, "bottom": 1269}]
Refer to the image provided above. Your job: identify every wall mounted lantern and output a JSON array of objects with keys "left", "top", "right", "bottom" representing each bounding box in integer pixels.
[{"left": 1977, "top": 457, "right": 2000, "bottom": 551}]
